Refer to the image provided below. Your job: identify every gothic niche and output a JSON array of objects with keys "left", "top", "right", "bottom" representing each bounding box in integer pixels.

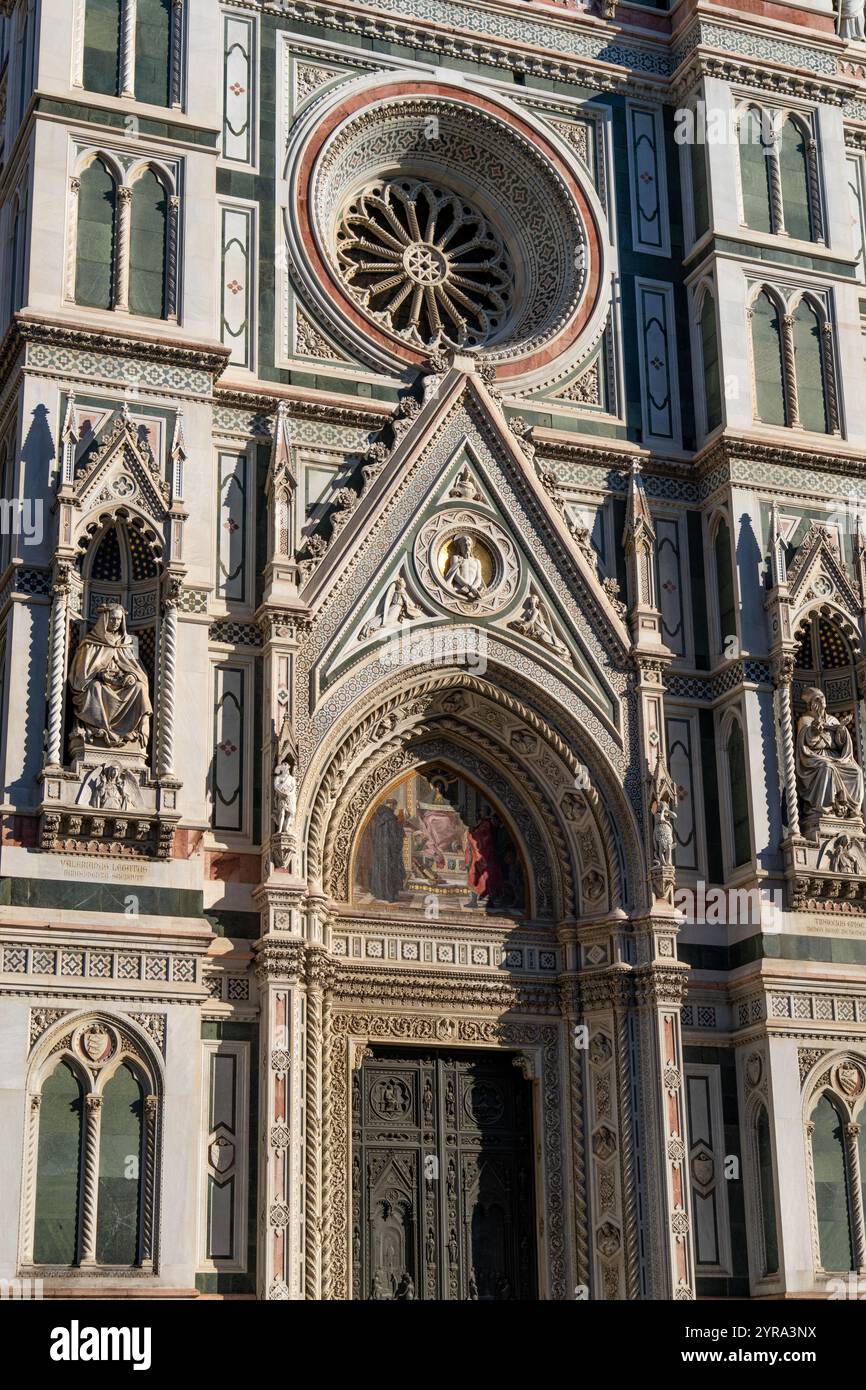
[
  {"left": 39, "top": 405, "right": 186, "bottom": 861},
  {"left": 792, "top": 610, "right": 866, "bottom": 880},
  {"left": 352, "top": 766, "right": 527, "bottom": 915},
  {"left": 68, "top": 519, "right": 157, "bottom": 760}
]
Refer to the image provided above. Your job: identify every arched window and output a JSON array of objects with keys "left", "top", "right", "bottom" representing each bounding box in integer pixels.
[
  {"left": 33, "top": 1062, "right": 83, "bottom": 1265},
  {"left": 27, "top": 1019, "right": 160, "bottom": 1270},
  {"left": 690, "top": 140, "right": 709, "bottom": 242},
  {"left": 82, "top": 0, "right": 121, "bottom": 96},
  {"left": 699, "top": 292, "right": 722, "bottom": 434},
  {"left": 750, "top": 291, "right": 787, "bottom": 426},
  {"left": 739, "top": 108, "right": 773, "bottom": 234},
  {"left": 793, "top": 299, "right": 828, "bottom": 434},
  {"left": 755, "top": 1106, "right": 779, "bottom": 1275},
  {"left": 75, "top": 158, "right": 116, "bottom": 310},
  {"left": 812, "top": 1094, "right": 854, "bottom": 1272},
  {"left": 129, "top": 168, "right": 168, "bottom": 318},
  {"left": 779, "top": 118, "right": 814, "bottom": 243},
  {"left": 726, "top": 719, "right": 752, "bottom": 867},
  {"left": 713, "top": 519, "right": 736, "bottom": 655},
  {"left": 96, "top": 1064, "right": 144, "bottom": 1265},
  {"left": 135, "top": 0, "right": 172, "bottom": 107}
]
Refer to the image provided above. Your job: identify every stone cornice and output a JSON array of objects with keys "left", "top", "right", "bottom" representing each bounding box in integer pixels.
[
  {"left": 257, "top": 0, "right": 860, "bottom": 104},
  {"left": 536, "top": 429, "right": 866, "bottom": 495},
  {"left": 214, "top": 384, "right": 392, "bottom": 431},
  {"left": 329, "top": 962, "right": 561, "bottom": 1012},
  {"left": 2, "top": 313, "right": 230, "bottom": 386},
  {"left": 695, "top": 432, "right": 866, "bottom": 482}
]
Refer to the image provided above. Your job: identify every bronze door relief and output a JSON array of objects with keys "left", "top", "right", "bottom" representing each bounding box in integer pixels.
[{"left": 352, "top": 1047, "right": 537, "bottom": 1300}]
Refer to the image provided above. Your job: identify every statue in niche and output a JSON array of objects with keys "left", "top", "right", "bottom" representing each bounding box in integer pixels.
[
  {"left": 69, "top": 604, "right": 152, "bottom": 753},
  {"left": 796, "top": 687, "right": 864, "bottom": 820},
  {"left": 444, "top": 534, "right": 485, "bottom": 601},
  {"left": 839, "top": 0, "right": 865, "bottom": 42},
  {"left": 652, "top": 801, "right": 677, "bottom": 868},
  {"left": 273, "top": 763, "right": 297, "bottom": 834}
]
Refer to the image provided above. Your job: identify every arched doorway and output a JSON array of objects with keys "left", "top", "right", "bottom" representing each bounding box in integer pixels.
[{"left": 352, "top": 1047, "right": 537, "bottom": 1301}]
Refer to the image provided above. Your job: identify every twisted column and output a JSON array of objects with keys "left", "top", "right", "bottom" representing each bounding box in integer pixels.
[
  {"left": 304, "top": 950, "right": 326, "bottom": 1299},
  {"left": 821, "top": 323, "right": 840, "bottom": 434},
  {"left": 320, "top": 987, "right": 333, "bottom": 1298},
  {"left": 615, "top": 999, "right": 640, "bottom": 1299},
  {"left": 21, "top": 1094, "right": 41, "bottom": 1260},
  {"left": 80, "top": 1094, "right": 103, "bottom": 1264},
  {"left": 170, "top": 0, "right": 184, "bottom": 107},
  {"left": 768, "top": 141, "right": 785, "bottom": 234},
  {"left": 807, "top": 139, "right": 824, "bottom": 242},
  {"left": 781, "top": 314, "right": 800, "bottom": 427},
  {"left": 774, "top": 656, "right": 800, "bottom": 837},
  {"left": 141, "top": 1095, "right": 158, "bottom": 1266},
  {"left": 120, "top": 0, "right": 136, "bottom": 98},
  {"left": 165, "top": 195, "right": 180, "bottom": 320},
  {"left": 114, "top": 185, "right": 132, "bottom": 312},
  {"left": 561, "top": 984, "right": 589, "bottom": 1293},
  {"left": 66, "top": 178, "right": 80, "bottom": 301},
  {"left": 845, "top": 1122, "right": 866, "bottom": 1269},
  {"left": 45, "top": 567, "right": 71, "bottom": 768},
  {"left": 157, "top": 582, "right": 180, "bottom": 778}
]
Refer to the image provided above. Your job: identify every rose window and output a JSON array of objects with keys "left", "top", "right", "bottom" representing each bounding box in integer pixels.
[{"left": 335, "top": 179, "right": 514, "bottom": 350}]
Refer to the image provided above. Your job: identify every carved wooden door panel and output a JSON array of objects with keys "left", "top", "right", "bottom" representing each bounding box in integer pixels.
[{"left": 352, "top": 1048, "right": 537, "bottom": 1300}]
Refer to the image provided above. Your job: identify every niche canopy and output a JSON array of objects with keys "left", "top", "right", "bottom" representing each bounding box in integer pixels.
[{"left": 286, "top": 79, "right": 607, "bottom": 382}]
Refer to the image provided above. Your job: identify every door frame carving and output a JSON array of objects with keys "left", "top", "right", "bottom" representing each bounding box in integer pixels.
[{"left": 324, "top": 1007, "right": 571, "bottom": 1300}]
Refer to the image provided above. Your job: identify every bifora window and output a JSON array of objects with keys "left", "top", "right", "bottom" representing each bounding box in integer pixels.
[{"left": 25, "top": 1017, "right": 161, "bottom": 1273}]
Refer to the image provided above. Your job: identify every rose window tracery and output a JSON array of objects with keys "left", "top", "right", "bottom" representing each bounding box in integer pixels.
[
  {"left": 286, "top": 84, "right": 609, "bottom": 382},
  {"left": 335, "top": 179, "right": 514, "bottom": 349}
]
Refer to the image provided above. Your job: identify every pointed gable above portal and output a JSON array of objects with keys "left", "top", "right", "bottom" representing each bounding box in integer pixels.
[{"left": 307, "top": 355, "right": 632, "bottom": 722}]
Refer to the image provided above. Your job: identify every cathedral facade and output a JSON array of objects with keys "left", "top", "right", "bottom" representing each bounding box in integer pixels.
[{"left": 1, "top": 0, "right": 866, "bottom": 1302}]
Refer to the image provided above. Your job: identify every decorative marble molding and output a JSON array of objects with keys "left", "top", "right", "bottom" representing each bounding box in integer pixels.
[
  {"left": 1, "top": 939, "right": 202, "bottom": 996},
  {"left": 331, "top": 927, "right": 558, "bottom": 974},
  {"left": 325, "top": 1006, "right": 568, "bottom": 1300},
  {"left": 736, "top": 989, "right": 866, "bottom": 1030}
]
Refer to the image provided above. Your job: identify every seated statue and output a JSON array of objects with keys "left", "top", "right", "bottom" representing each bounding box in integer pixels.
[
  {"left": 69, "top": 604, "right": 152, "bottom": 753},
  {"left": 795, "top": 687, "right": 864, "bottom": 821}
]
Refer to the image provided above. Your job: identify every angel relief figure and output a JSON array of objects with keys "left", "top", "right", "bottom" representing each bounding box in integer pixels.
[
  {"left": 359, "top": 575, "right": 423, "bottom": 639},
  {"left": 90, "top": 764, "right": 135, "bottom": 810}
]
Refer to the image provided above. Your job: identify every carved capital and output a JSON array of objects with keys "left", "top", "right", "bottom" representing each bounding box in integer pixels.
[
  {"left": 633, "top": 962, "right": 690, "bottom": 1008},
  {"left": 254, "top": 937, "right": 306, "bottom": 983}
]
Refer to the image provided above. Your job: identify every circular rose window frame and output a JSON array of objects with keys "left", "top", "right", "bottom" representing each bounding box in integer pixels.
[{"left": 285, "top": 76, "right": 609, "bottom": 387}]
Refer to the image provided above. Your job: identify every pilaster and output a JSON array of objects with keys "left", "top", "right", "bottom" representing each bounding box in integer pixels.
[{"left": 253, "top": 933, "right": 307, "bottom": 1300}]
